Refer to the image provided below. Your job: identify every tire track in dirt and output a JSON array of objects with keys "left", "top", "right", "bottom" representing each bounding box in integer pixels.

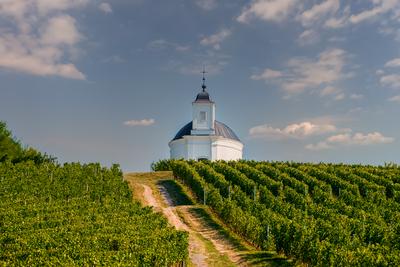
[
  {"left": 141, "top": 182, "right": 250, "bottom": 266},
  {"left": 140, "top": 184, "right": 208, "bottom": 267},
  {"left": 177, "top": 206, "right": 248, "bottom": 266}
]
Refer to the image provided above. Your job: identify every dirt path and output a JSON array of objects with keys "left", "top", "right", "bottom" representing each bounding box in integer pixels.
[
  {"left": 155, "top": 182, "right": 247, "bottom": 266},
  {"left": 126, "top": 172, "right": 289, "bottom": 267},
  {"left": 177, "top": 206, "right": 247, "bottom": 266},
  {"left": 141, "top": 182, "right": 250, "bottom": 266},
  {"left": 141, "top": 184, "right": 158, "bottom": 207},
  {"left": 141, "top": 184, "right": 208, "bottom": 267}
]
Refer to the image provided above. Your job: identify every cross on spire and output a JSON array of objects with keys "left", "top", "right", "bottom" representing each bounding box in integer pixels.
[{"left": 201, "top": 66, "right": 207, "bottom": 92}]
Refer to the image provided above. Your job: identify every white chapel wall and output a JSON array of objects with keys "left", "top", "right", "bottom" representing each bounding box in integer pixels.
[
  {"left": 170, "top": 139, "right": 186, "bottom": 159},
  {"left": 212, "top": 138, "right": 243, "bottom": 161},
  {"left": 186, "top": 137, "right": 211, "bottom": 160},
  {"left": 170, "top": 136, "right": 243, "bottom": 161}
]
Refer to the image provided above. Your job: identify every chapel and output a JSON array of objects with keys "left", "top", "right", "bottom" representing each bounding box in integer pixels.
[{"left": 169, "top": 75, "right": 243, "bottom": 161}]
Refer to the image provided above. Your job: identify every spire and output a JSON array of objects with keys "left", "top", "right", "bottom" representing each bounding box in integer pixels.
[
  {"left": 194, "top": 66, "right": 212, "bottom": 102},
  {"left": 201, "top": 66, "right": 207, "bottom": 92}
]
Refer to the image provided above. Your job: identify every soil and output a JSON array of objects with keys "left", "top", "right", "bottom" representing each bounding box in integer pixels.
[
  {"left": 178, "top": 206, "right": 247, "bottom": 266},
  {"left": 141, "top": 184, "right": 208, "bottom": 267}
]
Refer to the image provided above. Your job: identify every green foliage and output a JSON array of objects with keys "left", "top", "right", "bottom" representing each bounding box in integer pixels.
[
  {"left": 0, "top": 161, "right": 188, "bottom": 266},
  {"left": 151, "top": 159, "right": 173, "bottom": 171},
  {"left": 211, "top": 161, "right": 256, "bottom": 197},
  {"left": 193, "top": 161, "right": 230, "bottom": 198},
  {"left": 234, "top": 162, "right": 282, "bottom": 196},
  {"left": 0, "top": 121, "right": 23, "bottom": 162},
  {"left": 163, "top": 159, "right": 400, "bottom": 266},
  {"left": 0, "top": 121, "right": 55, "bottom": 164}
]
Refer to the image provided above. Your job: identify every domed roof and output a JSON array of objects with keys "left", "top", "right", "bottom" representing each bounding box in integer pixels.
[
  {"left": 194, "top": 82, "right": 213, "bottom": 102},
  {"left": 172, "top": 121, "right": 241, "bottom": 142},
  {"left": 195, "top": 90, "right": 211, "bottom": 101}
]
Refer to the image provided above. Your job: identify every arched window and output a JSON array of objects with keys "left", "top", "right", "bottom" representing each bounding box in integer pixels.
[{"left": 199, "top": 111, "right": 207, "bottom": 122}]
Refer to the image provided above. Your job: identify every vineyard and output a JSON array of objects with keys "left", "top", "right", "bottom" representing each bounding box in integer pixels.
[
  {"left": 153, "top": 159, "right": 400, "bottom": 266},
  {"left": 2, "top": 117, "right": 400, "bottom": 266},
  {"left": 0, "top": 161, "right": 188, "bottom": 266}
]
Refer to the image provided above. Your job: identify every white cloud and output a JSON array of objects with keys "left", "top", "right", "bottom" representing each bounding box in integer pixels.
[
  {"left": 378, "top": 58, "right": 400, "bottom": 89},
  {"left": 313, "top": 86, "right": 345, "bottom": 99},
  {"left": 334, "top": 93, "right": 345, "bottom": 100},
  {"left": 315, "top": 0, "right": 400, "bottom": 42},
  {"left": 297, "top": 29, "right": 319, "bottom": 46},
  {"left": 251, "top": 68, "right": 283, "bottom": 80},
  {"left": 305, "top": 142, "right": 333, "bottom": 151},
  {"left": 291, "top": 48, "right": 348, "bottom": 87},
  {"left": 237, "top": 0, "right": 299, "bottom": 23},
  {"left": 323, "top": 5, "right": 350, "bottom": 29},
  {"left": 298, "top": 0, "right": 340, "bottom": 27},
  {"left": 320, "top": 86, "right": 340, "bottom": 96},
  {"left": 350, "top": 94, "right": 364, "bottom": 100},
  {"left": 200, "top": 29, "right": 231, "bottom": 50},
  {"left": 306, "top": 132, "right": 394, "bottom": 150},
  {"left": 253, "top": 48, "right": 351, "bottom": 96},
  {"left": 385, "top": 58, "right": 400, "bottom": 68},
  {"left": 284, "top": 48, "right": 351, "bottom": 94},
  {"left": 388, "top": 95, "right": 400, "bottom": 102},
  {"left": 99, "top": 2, "right": 112, "bottom": 14},
  {"left": 378, "top": 26, "right": 400, "bottom": 42},
  {"left": 195, "top": 0, "right": 217, "bottom": 10},
  {"left": 249, "top": 121, "right": 338, "bottom": 140},
  {"left": 0, "top": 0, "right": 87, "bottom": 79},
  {"left": 329, "top": 132, "right": 394, "bottom": 145},
  {"left": 148, "top": 39, "right": 190, "bottom": 52},
  {"left": 41, "top": 15, "right": 81, "bottom": 46},
  {"left": 123, "top": 119, "right": 155, "bottom": 127},
  {"left": 380, "top": 74, "right": 400, "bottom": 89},
  {"left": 35, "top": 0, "right": 89, "bottom": 15},
  {"left": 350, "top": 0, "right": 400, "bottom": 24},
  {"left": 236, "top": 0, "right": 400, "bottom": 43},
  {"left": 379, "top": 26, "right": 397, "bottom": 36},
  {"left": 324, "top": 16, "right": 347, "bottom": 28}
]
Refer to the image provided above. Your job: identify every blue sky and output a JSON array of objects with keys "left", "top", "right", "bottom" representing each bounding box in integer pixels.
[{"left": 1, "top": 0, "right": 400, "bottom": 171}]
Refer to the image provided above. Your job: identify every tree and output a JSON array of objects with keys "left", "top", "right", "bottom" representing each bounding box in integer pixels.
[
  {"left": 0, "top": 121, "right": 55, "bottom": 163},
  {"left": 0, "top": 121, "right": 23, "bottom": 162}
]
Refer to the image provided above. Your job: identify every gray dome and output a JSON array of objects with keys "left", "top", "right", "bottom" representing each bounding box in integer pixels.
[
  {"left": 172, "top": 121, "right": 241, "bottom": 142},
  {"left": 195, "top": 91, "right": 211, "bottom": 101},
  {"left": 194, "top": 83, "right": 213, "bottom": 102}
]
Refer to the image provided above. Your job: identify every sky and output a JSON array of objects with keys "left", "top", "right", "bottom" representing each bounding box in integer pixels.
[{"left": 1, "top": 0, "right": 400, "bottom": 171}]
